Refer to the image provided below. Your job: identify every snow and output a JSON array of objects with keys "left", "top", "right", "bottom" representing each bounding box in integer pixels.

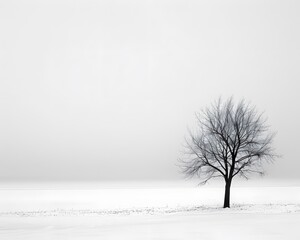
[{"left": 0, "top": 181, "right": 299, "bottom": 239}]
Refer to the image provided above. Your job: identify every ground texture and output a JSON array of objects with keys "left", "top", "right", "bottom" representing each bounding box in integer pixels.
[{"left": 0, "top": 182, "right": 299, "bottom": 239}]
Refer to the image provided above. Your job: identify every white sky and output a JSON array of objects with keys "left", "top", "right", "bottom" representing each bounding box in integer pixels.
[{"left": 0, "top": 0, "right": 299, "bottom": 181}]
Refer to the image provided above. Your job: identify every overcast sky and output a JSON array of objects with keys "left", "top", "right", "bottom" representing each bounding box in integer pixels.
[{"left": 0, "top": 0, "right": 299, "bottom": 181}]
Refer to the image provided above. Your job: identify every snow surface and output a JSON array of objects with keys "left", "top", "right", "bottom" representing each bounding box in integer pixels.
[{"left": 0, "top": 181, "right": 299, "bottom": 239}]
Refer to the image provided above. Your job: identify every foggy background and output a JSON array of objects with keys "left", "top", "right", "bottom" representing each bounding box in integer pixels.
[{"left": 0, "top": 0, "right": 299, "bottom": 181}]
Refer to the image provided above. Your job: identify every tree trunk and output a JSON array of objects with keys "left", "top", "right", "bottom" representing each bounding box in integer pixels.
[{"left": 223, "top": 180, "right": 231, "bottom": 208}]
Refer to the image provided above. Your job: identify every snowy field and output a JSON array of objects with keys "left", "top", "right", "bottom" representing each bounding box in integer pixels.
[{"left": 0, "top": 180, "right": 299, "bottom": 240}]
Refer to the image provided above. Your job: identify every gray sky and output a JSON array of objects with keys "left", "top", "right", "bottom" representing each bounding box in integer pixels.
[{"left": 1, "top": 0, "right": 299, "bottom": 181}]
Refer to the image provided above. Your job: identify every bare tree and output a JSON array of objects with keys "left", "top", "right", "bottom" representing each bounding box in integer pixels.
[{"left": 180, "top": 97, "right": 277, "bottom": 208}]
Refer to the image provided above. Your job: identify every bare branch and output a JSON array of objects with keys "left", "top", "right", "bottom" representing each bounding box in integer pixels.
[{"left": 179, "top": 97, "right": 277, "bottom": 185}]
